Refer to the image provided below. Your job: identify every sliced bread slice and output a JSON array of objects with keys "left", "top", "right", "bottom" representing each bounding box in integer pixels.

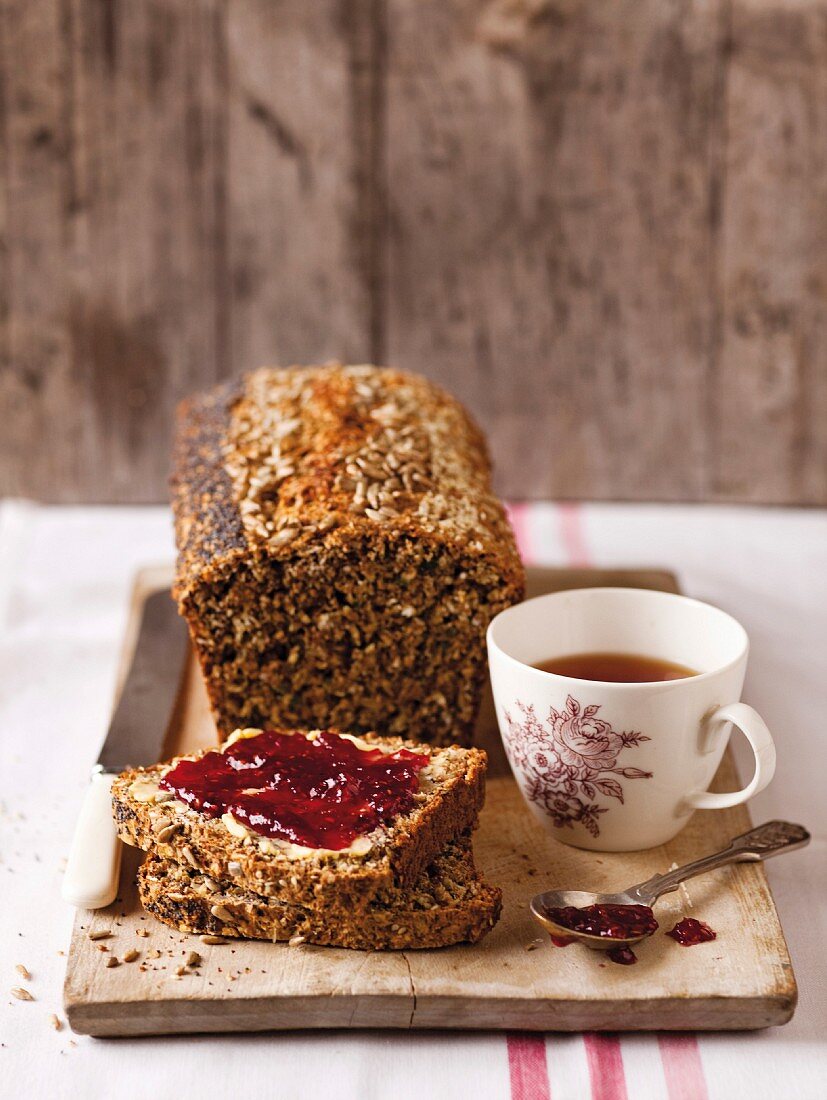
[
  {"left": 113, "top": 728, "right": 487, "bottom": 911},
  {"left": 138, "top": 837, "right": 502, "bottom": 950}
]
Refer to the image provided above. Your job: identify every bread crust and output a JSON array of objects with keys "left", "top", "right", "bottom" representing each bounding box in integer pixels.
[
  {"left": 113, "top": 733, "right": 488, "bottom": 912},
  {"left": 138, "top": 838, "right": 503, "bottom": 950}
]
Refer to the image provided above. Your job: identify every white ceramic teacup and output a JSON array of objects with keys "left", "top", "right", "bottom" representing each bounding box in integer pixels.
[{"left": 487, "top": 587, "right": 776, "bottom": 851}]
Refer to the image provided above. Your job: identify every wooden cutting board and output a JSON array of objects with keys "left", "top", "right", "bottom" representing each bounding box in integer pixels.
[{"left": 64, "top": 567, "right": 797, "bottom": 1036}]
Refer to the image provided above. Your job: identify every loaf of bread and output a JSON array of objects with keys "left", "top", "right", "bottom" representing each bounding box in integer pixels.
[
  {"left": 172, "top": 363, "right": 524, "bottom": 745},
  {"left": 139, "top": 837, "right": 502, "bottom": 950}
]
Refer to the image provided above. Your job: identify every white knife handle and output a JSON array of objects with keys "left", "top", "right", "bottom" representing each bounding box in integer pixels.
[{"left": 62, "top": 770, "right": 122, "bottom": 909}]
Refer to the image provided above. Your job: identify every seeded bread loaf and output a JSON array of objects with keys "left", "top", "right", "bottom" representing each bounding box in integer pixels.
[
  {"left": 139, "top": 836, "right": 502, "bottom": 950},
  {"left": 172, "top": 363, "right": 524, "bottom": 745},
  {"left": 113, "top": 730, "right": 487, "bottom": 912}
]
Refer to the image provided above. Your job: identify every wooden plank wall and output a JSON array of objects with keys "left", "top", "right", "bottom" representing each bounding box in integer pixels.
[{"left": 1, "top": 0, "right": 825, "bottom": 504}]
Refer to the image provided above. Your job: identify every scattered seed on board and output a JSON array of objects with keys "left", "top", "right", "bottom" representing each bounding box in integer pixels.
[
  {"left": 525, "top": 939, "right": 544, "bottom": 952},
  {"left": 136, "top": 928, "right": 150, "bottom": 938},
  {"left": 50, "top": 1014, "right": 63, "bottom": 1031},
  {"left": 88, "top": 930, "right": 112, "bottom": 941},
  {"left": 105, "top": 957, "right": 120, "bottom": 969},
  {"left": 176, "top": 966, "right": 188, "bottom": 977},
  {"left": 200, "top": 935, "right": 229, "bottom": 945},
  {"left": 11, "top": 987, "right": 34, "bottom": 1001},
  {"left": 15, "top": 964, "right": 31, "bottom": 980},
  {"left": 122, "top": 949, "right": 140, "bottom": 963},
  {"left": 185, "top": 952, "right": 202, "bottom": 968}
]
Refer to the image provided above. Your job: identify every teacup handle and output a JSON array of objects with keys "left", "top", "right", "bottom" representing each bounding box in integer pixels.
[{"left": 687, "top": 703, "right": 777, "bottom": 810}]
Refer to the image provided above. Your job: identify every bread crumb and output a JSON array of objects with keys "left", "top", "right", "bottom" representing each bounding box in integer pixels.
[{"left": 50, "top": 1014, "right": 63, "bottom": 1031}]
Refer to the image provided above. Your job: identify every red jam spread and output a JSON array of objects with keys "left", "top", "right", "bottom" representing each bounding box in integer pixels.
[
  {"left": 160, "top": 730, "right": 428, "bottom": 850},
  {"left": 545, "top": 903, "right": 659, "bottom": 941},
  {"left": 666, "top": 917, "right": 717, "bottom": 946}
]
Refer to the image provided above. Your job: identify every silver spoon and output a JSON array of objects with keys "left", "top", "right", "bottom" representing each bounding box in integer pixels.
[{"left": 531, "top": 820, "right": 810, "bottom": 951}]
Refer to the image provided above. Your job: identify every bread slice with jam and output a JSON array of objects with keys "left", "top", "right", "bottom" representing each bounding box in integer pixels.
[
  {"left": 138, "top": 835, "right": 502, "bottom": 950},
  {"left": 112, "top": 727, "right": 487, "bottom": 912}
]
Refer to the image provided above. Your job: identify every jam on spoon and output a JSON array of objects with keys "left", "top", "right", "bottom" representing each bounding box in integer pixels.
[
  {"left": 544, "top": 903, "right": 659, "bottom": 941},
  {"left": 666, "top": 917, "right": 717, "bottom": 946},
  {"left": 543, "top": 903, "right": 659, "bottom": 965}
]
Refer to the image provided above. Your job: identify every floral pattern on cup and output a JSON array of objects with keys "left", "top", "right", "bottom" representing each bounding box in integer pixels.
[{"left": 503, "top": 695, "right": 653, "bottom": 837}]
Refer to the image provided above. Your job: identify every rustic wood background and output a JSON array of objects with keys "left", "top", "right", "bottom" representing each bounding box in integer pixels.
[{"left": 1, "top": 0, "right": 826, "bottom": 504}]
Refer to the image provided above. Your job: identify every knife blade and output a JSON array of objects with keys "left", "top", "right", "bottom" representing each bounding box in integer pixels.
[
  {"left": 97, "top": 589, "right": 190, "bottom": 773},
  {"left": 62, "top": 589, "right": 189, "bottom": 909}
]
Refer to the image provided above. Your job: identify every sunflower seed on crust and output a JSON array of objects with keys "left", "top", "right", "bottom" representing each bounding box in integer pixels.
[
  {"left": 181, "top": 845, "right": 200, "bottom": 868},
  {"left": 209, "top": 905, "right": 233, "bottom": 925}
]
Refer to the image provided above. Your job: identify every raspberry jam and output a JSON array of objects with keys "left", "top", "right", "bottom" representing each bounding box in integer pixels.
[
  {"left": 666, "top": 917, "right": 717, "bottom": 946},
  {"left": 160, "top": 730, "right": 428, "bottom": 850},
  {"left": 545, "top": 903, "right": 659, "bottom": 941},
  {"left": 549, "top": 934, "right": 576, "bottom": 948},
  {"left": 606, "top": 945, "right": 638, "bottom": 966}
]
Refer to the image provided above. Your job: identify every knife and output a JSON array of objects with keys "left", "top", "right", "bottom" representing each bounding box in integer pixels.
[{"left": 62, "top": 589, "right": 189, "bottom": 909}]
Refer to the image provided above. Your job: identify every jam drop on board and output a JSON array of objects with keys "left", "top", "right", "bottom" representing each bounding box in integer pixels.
[
  {"left": 606, "top": 945, "right": 638, "bottom": 965},
  {"left": 666, "top": 917, "right": 717, "bottom": 946},
  {"left": 160, "top": 729, "right": 428, "bottom": 850},
  {"left": 544, "top": 903, "right": 659, "bottom": 941}
]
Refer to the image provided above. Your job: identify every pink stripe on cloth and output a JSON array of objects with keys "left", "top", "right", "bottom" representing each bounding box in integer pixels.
[
  {"left": 557, "top": 502, "right": 590, "bottom": 567},
  {"left": 584, "top": 1034, "right": 628, "bottom": 1100},
  {"left": 658, "top": 1036, "right": 709, "bottom": 1100},
  {"left": 507, "top": 1035, "right": 551, "bottom": 1100},
  {"left": 558, "top": 512, "right": 627, "bottom": 1100},
  {"left": 506, "top": 502, "right": 533, "bottom": 563},
  {"left": 556, "top": 504, "right": 709, "bottom": 1100}
]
